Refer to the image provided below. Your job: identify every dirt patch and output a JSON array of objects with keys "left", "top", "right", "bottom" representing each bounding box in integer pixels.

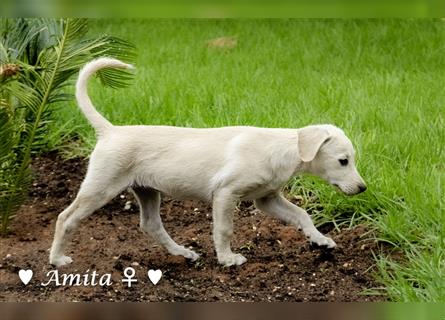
[
  {"left": 0, "top": 152, "right": 385, "bottom": 301},
  {"left": 206, "top": 36, "right": 238, "bottom": 49}
]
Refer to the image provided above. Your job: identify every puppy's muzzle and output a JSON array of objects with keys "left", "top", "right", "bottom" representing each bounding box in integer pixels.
[
  {"left": 358, "top": 184, "right": 367, "bottom": 193},
  {"left": 333, "top": 183, "right": 367, "bottom": 195}
]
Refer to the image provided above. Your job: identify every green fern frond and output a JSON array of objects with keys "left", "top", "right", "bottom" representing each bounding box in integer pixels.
[
  {"left": 0, "top": 106, "right": 15, "bottom": 158},
  {"left": 0, "top": 19, "right": 46, "bottom": 63}
]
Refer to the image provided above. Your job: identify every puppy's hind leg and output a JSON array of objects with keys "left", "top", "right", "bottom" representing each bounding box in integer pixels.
[
  {"left": 50, "top": 174, "right": 129, "bottom": 267},
  {"left": 132, "top": 187, "right": 199, "bottom": 261}
]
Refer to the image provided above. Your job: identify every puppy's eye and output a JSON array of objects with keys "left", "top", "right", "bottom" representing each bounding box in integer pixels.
[{"left": 339, "top": 159, "right": 348, "bottom": 166}]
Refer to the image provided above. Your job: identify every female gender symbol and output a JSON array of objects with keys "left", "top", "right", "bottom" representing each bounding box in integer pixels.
[{"left": 121, "top": 267, "right": 137, "bottom": 287}]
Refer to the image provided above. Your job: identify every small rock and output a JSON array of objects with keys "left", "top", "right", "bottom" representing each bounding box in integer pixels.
[
  {"left": 124, "top": 201, "right": 132, "bottom": 210},
  {"left": 93, "top": 233, "right": 104, "bottom": 240},
  {"left": 131, "top": 262, "right": 139, "bottom": 266},
  {"left": 19, "top": 235, "right": 37, "bottom": 242},
  {"left": 5, "top": 254, "right": 12, "bottom": 259},
  {"left": 118, "top": 234, "right": 127, "bottom": 241}
]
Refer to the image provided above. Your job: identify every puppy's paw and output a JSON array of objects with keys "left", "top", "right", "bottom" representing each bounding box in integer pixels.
[
  {"left": 218, "top": 253, "right": 247, "bottom": 267},
  {"left": 172, "top": 246, "right": 200, "bottom": 261},
  {"left": 50, "top": 255, "right": 73, "bottom": 267},
  {"left": 310, "top": 235, "right": 337, "bottom": 249},
  {"left": 182, "top": 248, "right": 200, "bottom": 261}
]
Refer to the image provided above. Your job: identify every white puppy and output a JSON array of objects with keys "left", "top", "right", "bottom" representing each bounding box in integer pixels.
[{"left": 49, "top": 58, "right": 367, "bottom": 267}]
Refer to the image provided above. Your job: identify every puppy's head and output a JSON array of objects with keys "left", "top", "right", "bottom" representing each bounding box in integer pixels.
[{"left": 297, "top": 124, "right": 367, "bottom": 196}]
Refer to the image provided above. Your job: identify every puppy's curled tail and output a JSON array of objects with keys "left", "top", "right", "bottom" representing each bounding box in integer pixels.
[{"left": 76, "top": 57, "right": 134, "bottom": 135}]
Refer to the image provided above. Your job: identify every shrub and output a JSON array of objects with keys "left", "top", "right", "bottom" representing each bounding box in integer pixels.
[{"left": 0, "top": 18, "right": 135, "bottom": 235}]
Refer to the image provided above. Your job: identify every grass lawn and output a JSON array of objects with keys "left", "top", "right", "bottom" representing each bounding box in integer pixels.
[{"left": 50, "top": 19, "right": 445, "bottom": 301}]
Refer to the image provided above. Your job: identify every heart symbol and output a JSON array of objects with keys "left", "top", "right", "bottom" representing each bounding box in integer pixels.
[
  {"left": 19, "top": 269, "right": 33, "bottom": 285},
  {"left": 148, "top": 269, "right": 162, "bottom": 285}
]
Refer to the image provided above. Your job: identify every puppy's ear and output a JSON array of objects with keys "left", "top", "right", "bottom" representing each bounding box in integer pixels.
[{"left": 297, "top": 126, "right": 330, "bottom": 162}]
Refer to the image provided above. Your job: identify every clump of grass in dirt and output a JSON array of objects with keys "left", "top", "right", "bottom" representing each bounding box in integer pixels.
[{"left": 48, "top": 19, "right": 444, "bottom": 301}]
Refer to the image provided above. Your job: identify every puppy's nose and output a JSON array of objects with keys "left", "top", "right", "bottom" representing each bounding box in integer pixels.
[{"left": 358, "top": 184, "right": 367, "bottom": 193}]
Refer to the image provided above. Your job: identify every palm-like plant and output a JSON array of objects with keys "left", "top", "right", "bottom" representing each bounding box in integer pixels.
[{"left": 0, "top": 18, "right": 135, "bottom": 235}]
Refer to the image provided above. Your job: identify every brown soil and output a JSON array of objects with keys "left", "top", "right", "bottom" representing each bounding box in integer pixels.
[{"left": 0, "top": 152, "right": 385, "bottom": 302}]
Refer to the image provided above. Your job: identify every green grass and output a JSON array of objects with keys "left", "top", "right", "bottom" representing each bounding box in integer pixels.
[{"left": 49, "top": 19, "right": 445, "bottom": 301}]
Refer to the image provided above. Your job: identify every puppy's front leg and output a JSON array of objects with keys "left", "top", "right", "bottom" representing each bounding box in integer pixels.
[
  {"left": 212, "top": 189, "right": 247, "bottom": 266},
  {"left": 255, "top": 193, "right": 336, "bottom": 248}
]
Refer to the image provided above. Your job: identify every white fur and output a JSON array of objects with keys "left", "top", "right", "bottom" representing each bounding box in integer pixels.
[{"left": 49, "top": 58, "right": 367, "bottom": 267}]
